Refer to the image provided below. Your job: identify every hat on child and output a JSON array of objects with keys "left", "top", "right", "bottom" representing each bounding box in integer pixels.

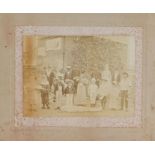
[{"left": 91, "top": 78, "right": 96, "bottom": 83}]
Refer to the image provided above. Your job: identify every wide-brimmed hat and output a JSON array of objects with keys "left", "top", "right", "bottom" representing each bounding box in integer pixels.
[
  {"left": 73, "top": 76, "right": 80, "bottom": 81},
  {"left": 65, "top": 79, "right": 74, "bottom": 84},
  {"left": 66, "top": 65, "right": 71, "bottom": 69}
]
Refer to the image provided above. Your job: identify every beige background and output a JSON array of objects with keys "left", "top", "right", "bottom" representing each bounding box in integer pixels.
[{"left": 0, "top": 13, "right": 154, "bottom": 140}]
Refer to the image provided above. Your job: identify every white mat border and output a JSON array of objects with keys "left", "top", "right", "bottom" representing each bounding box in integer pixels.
[{"left": 15, "top": 26, "right": 142, "bottom": 127}]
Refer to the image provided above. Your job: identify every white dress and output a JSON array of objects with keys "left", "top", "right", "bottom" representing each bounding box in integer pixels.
[
  {"left": 76, "top": 82, "right": 87, "bottom": 105},
  {"left": 56, "top": 85, "right": 63, "bottom": 108},
  {"left": 88, "top": 83, "right": 98, "bottom": 105}
]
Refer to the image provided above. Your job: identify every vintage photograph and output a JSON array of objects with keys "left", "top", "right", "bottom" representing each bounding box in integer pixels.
[{"left": 23, "top": 35, "right": 136, "bottom": 117}]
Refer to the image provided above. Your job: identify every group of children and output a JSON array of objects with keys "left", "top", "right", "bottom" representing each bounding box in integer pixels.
[{"left": 39, "top": 65, "right": 132, "bottom": 112}]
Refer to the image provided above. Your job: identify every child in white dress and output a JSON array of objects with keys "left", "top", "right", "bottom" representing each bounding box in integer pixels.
[
  {"left": 75, "top": 75, "right": 87, "bottom": 106},
  {"left": 88, "top": 78, "right": 98, "bottom": 106}
]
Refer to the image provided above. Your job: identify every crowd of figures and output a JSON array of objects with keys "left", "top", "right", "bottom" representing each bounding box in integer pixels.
[{"left": 39, "top": 64, "right": 132, "bottom": 112}]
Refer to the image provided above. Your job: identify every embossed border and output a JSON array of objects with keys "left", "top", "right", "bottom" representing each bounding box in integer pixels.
[{"left": 15, "top": 26, "right": 142, "bottom": 127}]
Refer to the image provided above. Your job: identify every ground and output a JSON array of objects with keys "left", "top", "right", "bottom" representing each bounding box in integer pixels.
[{"left": 24, "top": 88, "right": 135, "bottom": 117}]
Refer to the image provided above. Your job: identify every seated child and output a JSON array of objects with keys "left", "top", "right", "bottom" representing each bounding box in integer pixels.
[{"left": 98, "top": 78, "right": 111, "bottom": 109}]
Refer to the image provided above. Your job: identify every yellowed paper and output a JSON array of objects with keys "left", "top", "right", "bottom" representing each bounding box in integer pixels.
[{"left": 1, "top": 14, "right": 155, "bottom": 140}]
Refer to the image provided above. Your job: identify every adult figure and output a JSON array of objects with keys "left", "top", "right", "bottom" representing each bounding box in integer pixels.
[
  {"left": 46, "top": 66, "right": 55, "bottom": 90},
  {"left": 64, "top": 65, "right": 73, "bottom": 80},
  {"left": 109, "top": 69, "right": 121, "bottom": 110},
  {"left": 40, "top": 74, "right": 50, "bottom": 109},
  {"left": 101, "top": 64, "right": 112, "bottom": 84}
]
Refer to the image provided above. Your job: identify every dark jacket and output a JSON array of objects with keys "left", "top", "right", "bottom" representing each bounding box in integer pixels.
[{"left": 64, "top": 86, "right": 75, "bottom": 94}]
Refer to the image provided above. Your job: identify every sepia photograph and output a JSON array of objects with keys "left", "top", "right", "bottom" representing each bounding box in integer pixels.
[
  {"left": 15, "top": 26, "right": 142, "bottom": 127},
  {"left": 23, "top": 35, "right": 135, "bottom": 117}
]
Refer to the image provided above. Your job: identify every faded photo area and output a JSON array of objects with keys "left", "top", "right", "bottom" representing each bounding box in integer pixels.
[{"left": 23, "top": 35, "right": 136, "bottom": 117}]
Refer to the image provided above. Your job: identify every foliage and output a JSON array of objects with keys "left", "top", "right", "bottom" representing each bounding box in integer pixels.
[{"left": 70, "top": 37, "right": 127, "bottom": 72}]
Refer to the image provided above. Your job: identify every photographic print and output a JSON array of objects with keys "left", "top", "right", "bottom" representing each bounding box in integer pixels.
[{"left": 15, "top": 27, "right": 142, "bottom": 127}]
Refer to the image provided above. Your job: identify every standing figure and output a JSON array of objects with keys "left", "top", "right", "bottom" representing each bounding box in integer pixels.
[
  {"left": 88, "top": 78, "right": 98, "bottom": 106},
  {"left": 72, "top": 65, "right": 80, "bottom": 94},
  {"left": 80, "top": 70, "right": 90, "bottom": 98},
  {"left": 64, "top": 80, "right": 75, "bottom": 107},
  {"left": 73, "top": 76, "right": 79, "bottom": 94},
  {"left": 55, "top": 82, "right": 63, "bottom": 109},
  {"left": 101, "top": 64, "right": 112, "bottom": 84},
  {"left": 64, "top": 66, "right": 73, "bottom": 80},
  {"left": 109, "top": 69, "right": 121, "bottom": 110},
  {"left": 72, "top": 65, "right": 80, "bottom": 78},
  {"left": 40, "top": 75, "right": 50, "bottom": 109},
  {"left": 91, "top": 64, "right": 101, "bottom": 87},
  {"left": 112, "top": 69, "right": 120, "bottom": 85},
  {"left": 46, "top": 66, "right": 55, "bottom": 90},
  {"left": 53, "top": 78, "right": 59, "bottom": 102},
  {"left": 119, "top": 72, "right": 131, "bottom": 111},
  {"left": 76, "top": 79, "right": 87, "bottom": 106}
]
